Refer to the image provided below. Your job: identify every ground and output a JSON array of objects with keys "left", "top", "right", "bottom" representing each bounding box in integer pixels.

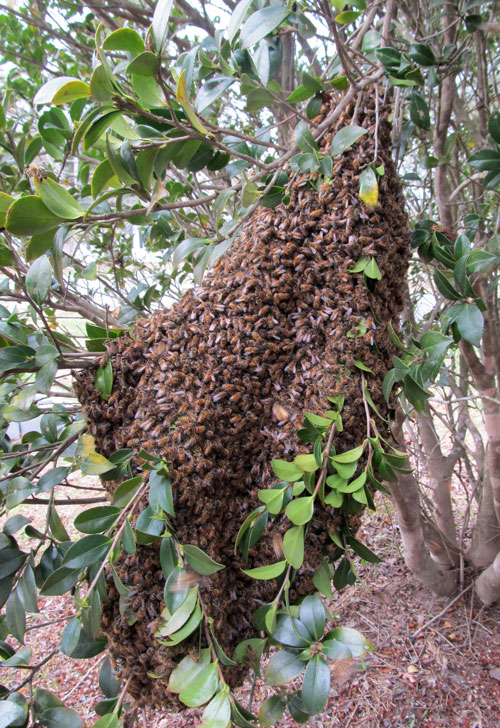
[{"left": 2, "top": 487, "right": 500, "bottom": 727}]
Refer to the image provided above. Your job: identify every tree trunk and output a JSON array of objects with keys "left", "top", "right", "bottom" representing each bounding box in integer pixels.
[{"left": 468, "top": 461, "right": 500, "bottom": 568}]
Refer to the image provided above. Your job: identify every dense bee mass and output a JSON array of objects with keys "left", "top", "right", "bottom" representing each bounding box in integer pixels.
[{"left": 74, "top": 87, "right": 410, "bottom": 709}]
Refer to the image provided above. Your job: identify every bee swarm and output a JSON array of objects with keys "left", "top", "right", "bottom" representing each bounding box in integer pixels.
[{"left": 74, "top": 87, "right": 410, "bottom": 710}]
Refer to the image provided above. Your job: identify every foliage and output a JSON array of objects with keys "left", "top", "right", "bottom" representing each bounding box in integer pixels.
[{"left": 0, "top": 0, "right": 500, "bottom": 726}]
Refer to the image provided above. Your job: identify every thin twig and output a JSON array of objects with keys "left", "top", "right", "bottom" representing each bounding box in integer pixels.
[{"left": 410, "top": 584, "right": 473, "bottom": 639}]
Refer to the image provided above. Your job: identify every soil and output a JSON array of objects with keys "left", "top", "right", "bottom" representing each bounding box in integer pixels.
[{"left": 3, "top": 488, "right": 500, "bottom": 727}]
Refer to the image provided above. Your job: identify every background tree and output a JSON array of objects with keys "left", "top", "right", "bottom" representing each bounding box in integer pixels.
[{"left": 0, "top": 1, "right": 500, "bottom": 726}]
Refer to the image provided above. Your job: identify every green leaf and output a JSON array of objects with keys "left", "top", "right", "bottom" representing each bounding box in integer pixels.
[
  {"left": 258, "top": 695, "right": 286, "bottom": 727},
  {"left": 112, "top": 476, "right": 142, "bottom": 507},
  {"left": 169, "top": 653, "right": 209, "bottom": 693},
  {"left": 228, "top": 0, "right": 254, "bottom": 43},
  {"left": 346, "top": 536, "right": 381, "bottom": 563},
  {"left": 103, "top": 28, "right": 144, "bottom": 53},
  {"left": 1, "top": 645, "right": 31, "bottom": 666},
  {"left": 488, "top": 110, "right": 500, "bottom": 145},
  {"left": 40, "top": 567, "right": 79, "bottom": 597},
  {"left": 0, "top": 702, "right": 25, "bottom": 728},
  {"left": 49, "top": 507, "right": 70, "bottom": 542},
  {"left": 285, "top": 496, "right": 314, "bottom": 526},
  {"left": 271, "top": 459, "right": 303, "bottom": 482},
  {"left": 80, "top": 452, "right": 115, "bottom": 476},
  {"left": 337, "top": 8, "right": 362, "bottom": 22},
  {"left": 456, "top": 303, "right": 484, "bottom": 346},
  {"left": 62, "top": 535, "right": 112, "bottom": 570},
  {"left": 183, "top": 545, "right": 225, "bottom": 575},
  {"left": 330, "top": 125, "right": 367, "bottom": 156},
  {"left": 152, "top": 0, "right": 174, "bottom": 50},
  {"left": 200, "top": 690, "right": 231, "bottom": 728},
  {"left": 179, "top": 661, "right": 219, "bottom": 707},
  {"left": 74, "top": 506, "right": 120, "bottom": 535},
  {"left": 240, "top": 7, "right": 291, "bottom": 49},
  {"left": 135, "top": 506, "right": 164, "bottom": 544},
  {"left": 26, "top": 255, "right": 52, "bottom": 305},
  {"left": 39, "top": 707, "right": 84, "bottom": 728},
  {"left": 301, "top": 655, "right": 330, "bottom": 714},
  {"left": 272, "top": 614, "right": 312, "bottom": 648},
  {"left": 408, "top": 43, "right": 436, "bottom": 66},
  {"left": 60, "top": 618, "right": 81, "bottom": 656},
  {"left": 410, "top": 91, "right": 430, "bottom": 130},
  {"left": 258, "top": 487, "right": 286, "bottom": 515},
  {"left": 6, "top": 590, "right": 25, "bottom": 643},
  {"left": 433, "top": 268, "right": 463, "bottom": 301},
  {"left": 157, "top": 586, "right": 198, "bottom": 636},
  {"left": 364, "top": 257, "right": 382, "bottom": 279},
  {"left": 126, "top": 51, "right": 158, "bottom": 77},
  {"left": 242, "top": 561, "right": 286, "bottom": 580},
  {"left": 34, "top": 77, "right": 90, "bottom": 106},
  {"left": 469, "top": 149, "right": 500, "bottom": 171},
  {"left": 0, "top": 192, "right": 13, "bottom": 228},
  {"left": 149, "top": 469, "right": 174, "bottom": 516},
  {"left": 294, "top": 120, "right": 319, "bottom": 154},
  {"left": 6, "top": 196, "right": 60, "bottom": 236},
  {"left": 322, "top": 626, "right": 373, "bottom": 658},
  {"left": 335, "top": 471, "right": 366, "bottom": 493},
  {"left": 313, "top": 562, "right": 333, "bottom": 598},
  {"left": 299, "top": 595, "right": 326, "bottom": 640},
  {"left": 33, "top": 177, "right": 84, "bottom": 219},
  {"left": 294, "top": 454, "right": 318, "bottom": 472},
  {"left": 95, "top": 360, "right": 113, "bottom": 401},
  {"left": 359, "top": 167, "right": 378, "bottom": 207},
  {"left": 354, "top": 360, "right": 374, "bottom": 374},
  {"left": 331, "top": 443, "right": 364, "bottom": 463},
  {"left": 283, "top": 526, "right": 304, "bottom": 569}
]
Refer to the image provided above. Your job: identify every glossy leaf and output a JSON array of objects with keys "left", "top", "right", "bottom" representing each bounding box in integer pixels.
[
  {"left": 242, "top": 561, "right": 286, "bottom": 580},
  {"left": 200, "top": 691, "right": 231, "bottom": 728},
  {"left": 34, "top": 77, "right": 90, "bottom": 105},
  {"left": 183, "top": 545, "right": 225, "bottom": 575},
  {"left": 240, "top": 6, "right": 291, "bottom": 49},
  {"left": 62, "top": 535, "right": 112, "bottom": 569},
  {"left": 456, "top": 303, "right": 484, "bottom": 346},
  {"left": 258, "top": 695, "right": 286, "bottom": 727},
  {"left": 301, "top": 655, "right": 330, "bottom": 714},
  {"left": 271, "top": 459, "right": 303, "bottom": 482},
  {"left": 33, "top": 177, "right": 84, "bottom": 219},
  {"left": 179, "top": 661, "right": 219, "bottom": 707},
  {"left": 5, "top": 196, "right": 60, "bottom": 235},
  {"left": 74, "top": 507, "right": 120, "bottom": 535},
  {"left": 330, "top": 125, "right": 367, "bottom": 156},
  {"left": 112, "top": 476, "right": 142, "bottom": 508},
  {"left": 272, "top": 615, "right": 312, "bottom": 648},
  {"left": 103, "top": 28, "right": 144, "bottom": 53},
  {"left": 299, "top": 595, "right": 325, "bottom": 640},
  {"left": 152, "top": 0, "right": 174, "bottom": 50},
  {"left": 294, "top": 121, "right": 319, "bottom": 154},
  {"left": 95, "top": 360, "right": 113, "bottom": 401}
]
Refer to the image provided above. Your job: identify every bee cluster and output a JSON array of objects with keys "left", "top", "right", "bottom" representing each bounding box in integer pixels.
[{"left": 74, "top": 87, "right": 410, "bottom": 709}]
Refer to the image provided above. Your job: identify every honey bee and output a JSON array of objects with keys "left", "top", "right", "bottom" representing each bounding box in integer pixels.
[{"left": 26, "top": 164, "right": 48, "bottom": 181}]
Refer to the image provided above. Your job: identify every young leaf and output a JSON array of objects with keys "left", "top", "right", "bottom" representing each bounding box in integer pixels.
[
  {"left": 283, "top": 526, "right": 304, "bottom": 569},
  {"left": 241, "top": 561, "right": 286, "bottom": 580},
  {"left": 95, "top": 360, "right": 113, "bottom": 401},
  {"left": 271, "top": 459, "right": 303, "bottom": 482},
  {"left": 330, "top": 443, "right": 364, "bottom": 463},
  {"left": 103, "top": 28, "right": 144, "bottom": 54},
  {"left": 285, "top": 496, "right": 314, "bottom": 526}
]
